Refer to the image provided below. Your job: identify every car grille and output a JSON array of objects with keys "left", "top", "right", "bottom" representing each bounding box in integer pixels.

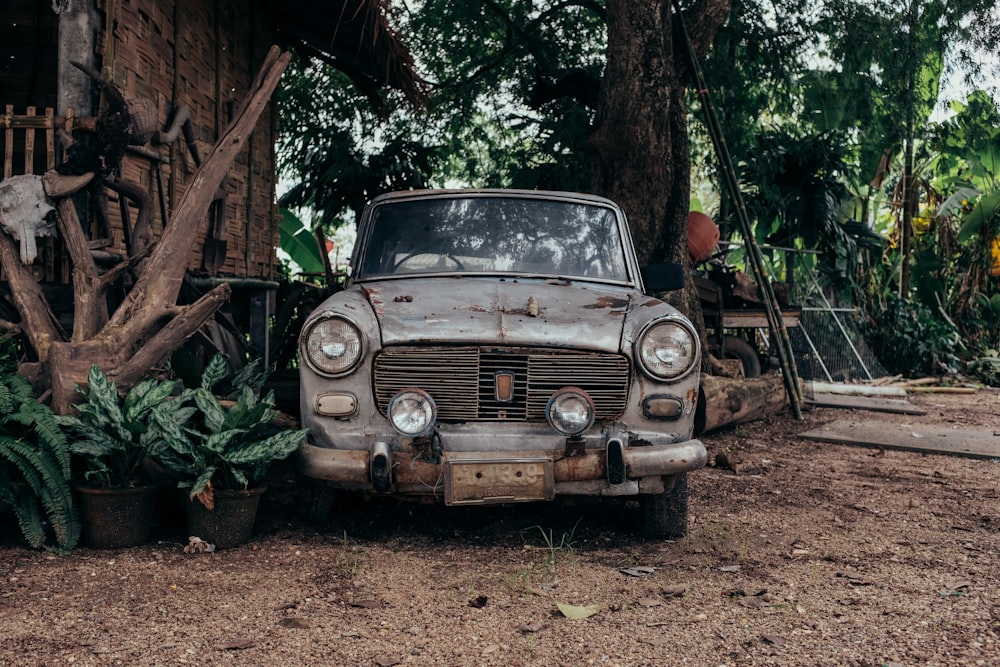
[{"left": 373, "top": 346, "right": 630, "bottom": 422}]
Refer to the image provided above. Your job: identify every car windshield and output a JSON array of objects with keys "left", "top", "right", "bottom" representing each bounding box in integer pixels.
[{"left": 355, "top": 195, "right": 630, "bottom": 282}]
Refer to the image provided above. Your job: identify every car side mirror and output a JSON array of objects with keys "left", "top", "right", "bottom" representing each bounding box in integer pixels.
[{"left": 641, "top": 263, "right": 685, "bottom": 293}]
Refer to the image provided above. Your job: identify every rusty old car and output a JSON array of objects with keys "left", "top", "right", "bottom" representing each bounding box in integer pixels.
[{"left": 298, "top": 189, "right": 706, "bottom": 535}]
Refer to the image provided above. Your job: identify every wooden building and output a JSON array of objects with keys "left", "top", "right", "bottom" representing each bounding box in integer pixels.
[{"left": 1, "top": 0, "right": 422, "bottom": 364}]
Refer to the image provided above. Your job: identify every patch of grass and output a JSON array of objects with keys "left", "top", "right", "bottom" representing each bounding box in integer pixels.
[
  {"left": 531, "top": 519, "right": 581, "bottom": 581},
  {"left": 334, "top": 530, "right": 362, "bottom": 577},
  {"left": 505, "top": 520, "right": 583, "bottom": 591}
]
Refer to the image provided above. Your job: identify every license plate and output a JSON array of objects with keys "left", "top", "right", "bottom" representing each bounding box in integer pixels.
[{"left": 444, "top": 458, "right": 554, "bottom": 506}]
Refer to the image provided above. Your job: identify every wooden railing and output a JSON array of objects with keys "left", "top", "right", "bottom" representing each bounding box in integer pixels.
[{"left": 1, "top": 106, "right": 71, "bottom": 281}]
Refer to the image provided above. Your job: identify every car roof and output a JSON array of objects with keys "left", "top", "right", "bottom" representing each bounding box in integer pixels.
[{"left": 367, "top": 188, "right": 621, "bottom": 208}]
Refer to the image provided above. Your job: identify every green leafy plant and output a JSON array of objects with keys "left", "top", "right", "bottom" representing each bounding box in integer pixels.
[
  {"left": 0, "top": 348, "right": 80, "bottom": 552},
  {"left": 863, "top": 292, "right": 963, "bottom": 377},
  {"left": 152, "top": 354, "right": 308, "bottom": 509},
  {"left": 56, "top": 365, "right": 189, "bottom": 488}
]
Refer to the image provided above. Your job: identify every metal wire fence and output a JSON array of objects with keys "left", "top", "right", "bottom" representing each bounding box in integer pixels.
[{"left": 788, "top": 307, "right": 886, "bottom": 383}]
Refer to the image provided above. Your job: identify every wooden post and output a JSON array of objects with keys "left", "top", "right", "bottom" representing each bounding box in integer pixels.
[{"left": 56, "top": 0, "right": 96, "bottom": 117}]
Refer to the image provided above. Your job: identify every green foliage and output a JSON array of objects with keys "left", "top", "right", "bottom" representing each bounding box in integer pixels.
[
  {"left": 276, "top": 1, "right": 606, "bottom": 232},
  {"left": 276, "top": 54, "right": 438, "bottom": 234},
  {"left": 55, "top": 365, "right": 188, "bottom": 489},
  {"left": 863, "top": 293, "right": 962, "bottom": 377},
  {"left": 967, "top": 352, "right": 1000, "bottom": 386},
  {"left": 151, "top": 355, "right": 308, "bottom": 507},
  {"left": 0, "top": 343, "right": 80, "bottom": 552},
  {"left": 741, "top": 130, "right": 882, "bottom": 287},
  {"left": 893, "top": 89, "right": 1000, "bottom": 380},
  {"left": 279, "top": 207, "right": 326, "bottom": 275}
]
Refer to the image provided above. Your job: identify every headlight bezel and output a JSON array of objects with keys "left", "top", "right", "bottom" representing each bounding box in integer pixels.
[
  {"left": 545, "top": 387, "right": 596, "bottom": 437},
  {"left": 387, "top": 388, "right": 438, "bottom": 437},
  {"left": 302, "top": 315, "right": 365, "bottom": 377},
  {"left": 634, "top": 316, "right": 699, "bottom": 381}
]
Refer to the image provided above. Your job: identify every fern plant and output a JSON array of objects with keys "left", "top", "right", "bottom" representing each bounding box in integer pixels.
[
  {"left": 0, "top": 364, "right": 80, "bottom": 552},
  {"left": 151, "top": 354, "right": 308, "bottom": 509},
  {"left": 55, "top": 365, "right": 192, "bottom": 488}
]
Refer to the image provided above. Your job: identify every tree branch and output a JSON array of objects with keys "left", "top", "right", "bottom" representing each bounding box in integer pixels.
[
  {"left": 111, "top": 284, "right": 232, "bottom": 387},
  {"left": 54, "top": 198, "right": 108, "bottom": 341},
  {"left": 0, "top": 232, "right": 62, "bottom": 360}
]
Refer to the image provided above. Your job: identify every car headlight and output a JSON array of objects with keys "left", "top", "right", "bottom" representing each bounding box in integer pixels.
[
  {"left": 546, "top": 387, "right": 595, "bottom": 437},
  {"left": 636, "top": 317, "right": 698, "bottom": 380},
  {"left": 303, "top": 316, "right": 364, "bottom": 376},
  {"left": 387, "top": 388, "right": 437, "bottom": 437}
]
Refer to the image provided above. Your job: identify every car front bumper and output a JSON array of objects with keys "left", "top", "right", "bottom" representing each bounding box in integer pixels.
[{"left": 298, "top": 429, "right": 706, "bottom": 503}]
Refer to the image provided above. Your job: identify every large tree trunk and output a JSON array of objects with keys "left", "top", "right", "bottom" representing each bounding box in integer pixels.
[
  {"left": 590, "top": 0, "right": 729, "bottom": 327},
  {"left": 589, "top": 0, "right": 730, "bottom": 377}
]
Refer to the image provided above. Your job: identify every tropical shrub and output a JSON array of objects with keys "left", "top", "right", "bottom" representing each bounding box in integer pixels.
[
  {"left": 55, "top": 365, "right": 191, "bottom": 489},
  {"left": 863, "top": 292, "right": 963, "bottom": 377},
  {"left": 151, "top": 355, "right": 308, "bottom": 509}
]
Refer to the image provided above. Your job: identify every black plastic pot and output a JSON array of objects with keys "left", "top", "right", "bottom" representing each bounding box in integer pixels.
[
  {"left": 183, "top": 485, "right": 267, "bottom": 549},
  {"left": 75, "top": 485, "right": 158, "bottom": 549}
]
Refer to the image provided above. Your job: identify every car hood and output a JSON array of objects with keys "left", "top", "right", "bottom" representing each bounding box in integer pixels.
[{"left": 358, "top": 278, "right": 636, "bottom": 352}]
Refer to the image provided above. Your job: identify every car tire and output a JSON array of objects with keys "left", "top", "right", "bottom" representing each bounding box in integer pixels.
[
  {"left": 639, "top": 473, "right": 689, "bottom": 538},
  {"left": 721, "top": 335, "right": 761, "bottom": 378}
]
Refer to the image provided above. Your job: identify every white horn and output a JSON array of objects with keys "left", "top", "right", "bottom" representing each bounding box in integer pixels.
[{"left": 41, "top": 172, "right": 94, "bottom": 198}]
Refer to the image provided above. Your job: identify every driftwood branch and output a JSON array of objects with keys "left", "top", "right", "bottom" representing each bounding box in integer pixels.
[
  {"left": 54, "top": 198, "right": 108, "bottom": 341},
  {"left": 6, "top": 47, "right": 289, "bottom": 411},
  {"left": 112, "top": 284, "right": 232, "bottom": 387},
  {"left": 0, "top": 232, "right": 62, "bottom": 359},
  {"left": 104, "top": 177, "right": 154, "bottom": 257}
]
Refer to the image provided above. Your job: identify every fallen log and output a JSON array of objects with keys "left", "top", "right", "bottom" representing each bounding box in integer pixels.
[
  {"left": 695, "top": 373, "right": 789, "bottom": 435},
  {"left": 904, "top": 386, "right": 978, "bottom": 394}
]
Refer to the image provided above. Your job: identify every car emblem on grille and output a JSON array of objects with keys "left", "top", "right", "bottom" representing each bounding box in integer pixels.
[{"left": 494, "top": 371, "right": 515, "bottom": 402}]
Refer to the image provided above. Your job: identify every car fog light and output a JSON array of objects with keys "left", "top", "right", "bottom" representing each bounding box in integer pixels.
[
  {"left": 387, "top": 388, "right": 437, "bottom": 437},
  {"left": 546, "top": 387, "right": 595, "bottom": 437}
]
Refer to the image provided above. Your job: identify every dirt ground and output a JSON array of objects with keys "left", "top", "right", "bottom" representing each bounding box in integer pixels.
[{"left": 1, "top": 386, "right": 998, "bottom": 667}]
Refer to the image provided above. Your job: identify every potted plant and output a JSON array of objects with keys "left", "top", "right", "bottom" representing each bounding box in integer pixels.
[
  {"left": 1, "top": 341, "right": 80, "bottom": 552},
  {"left": 56, "top": 364, "right": 187, "bottom": 548},
  {"left": 152, "top": 355, "right": 307, "bottom": 548}
]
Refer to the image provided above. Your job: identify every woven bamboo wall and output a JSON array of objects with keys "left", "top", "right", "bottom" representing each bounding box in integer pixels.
[{"left": 93, "top": 0, "right": 279, "bottom": 280}]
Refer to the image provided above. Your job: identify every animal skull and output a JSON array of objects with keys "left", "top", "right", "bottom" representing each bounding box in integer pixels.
[{"left": 0, "top": 172, "right": 93, "bottom": 264}]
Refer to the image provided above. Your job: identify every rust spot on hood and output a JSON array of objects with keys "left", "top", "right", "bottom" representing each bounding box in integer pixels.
[
  {"left": 584, "top": 296, "right": 629, "bottom": 309},
  {"left": 360, "top": 285, "right": 384, "bottom": 312},
  {"left": 642, "top": 299, "right": 662, "bottom": 307}
]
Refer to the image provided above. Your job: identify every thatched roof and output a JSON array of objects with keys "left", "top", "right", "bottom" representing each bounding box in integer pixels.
[
  {"left": 0, "top": 0, "right": 425, "bottom": 112},
  {"left": 266, "top": 0, "right": 427, "bottom": 106}
]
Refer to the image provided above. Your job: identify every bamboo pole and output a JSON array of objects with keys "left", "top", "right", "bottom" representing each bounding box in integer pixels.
[{"left": 672, "top": 1, "right": 803, "bottom": 418}]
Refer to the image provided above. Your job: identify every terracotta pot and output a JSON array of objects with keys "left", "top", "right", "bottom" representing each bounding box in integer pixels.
[
  {"left": 184, "top": 485, "right": 267, "bottom": 549},
  {"left": 687, "top": 210, "right": 720, "bottom": 264},
  {"left": 75, "top": 485, "right": 157, "bottom": 549}
]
